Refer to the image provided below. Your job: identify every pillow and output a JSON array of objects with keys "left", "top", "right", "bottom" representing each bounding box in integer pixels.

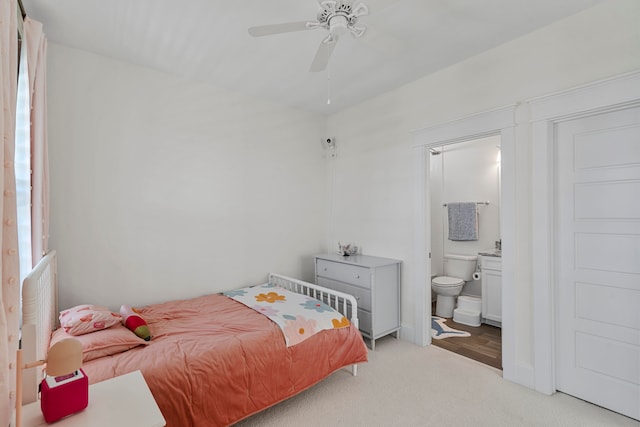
[
  {"left": 59, "top": 304, "right": 122, "bottom": 336},
  {"left": 120, "top": 305, "right": 152, "bottom": 341},
  {"left": 50, "top": 324, "right": 149, "bottom": 362}
]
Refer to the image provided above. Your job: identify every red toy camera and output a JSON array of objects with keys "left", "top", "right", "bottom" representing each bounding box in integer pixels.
[{"left": 40, "top": 369, "right": 89, "bottom": 423}]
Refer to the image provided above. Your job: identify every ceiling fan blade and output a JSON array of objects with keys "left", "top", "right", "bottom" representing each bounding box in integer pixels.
[
  {"left": 309, "top": 38, "right": 338, "bottom": 72},
  {"left": 350, "top": 3, "right": 369, "bottom": 18},
  {"left": 248, "top": 21, "right": 314, "bottom": 37}
]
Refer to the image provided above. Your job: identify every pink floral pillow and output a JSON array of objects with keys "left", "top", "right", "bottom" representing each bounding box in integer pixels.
[
  {"left": 59, "top": 304, "right": 122, "bottom": 336},
  {"left": 50, "top": 324, "right": 149, "bottom": 362}
]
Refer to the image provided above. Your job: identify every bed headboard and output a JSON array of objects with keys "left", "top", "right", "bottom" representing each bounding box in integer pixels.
[{"left": 21, "top": 250, "right": 58, "bottom": 403}]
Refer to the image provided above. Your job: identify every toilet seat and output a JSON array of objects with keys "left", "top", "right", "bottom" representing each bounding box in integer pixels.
[{"left": 432, "top": 276, "right": 464, "bottom": 287}]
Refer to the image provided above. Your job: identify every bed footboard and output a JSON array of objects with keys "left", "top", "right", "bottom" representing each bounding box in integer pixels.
[
  {"left": 268, "top": 273, "right": 362, "bottom": 376},
  {"left": 268, "top": 273, "right": 359, "bottom": 328}
]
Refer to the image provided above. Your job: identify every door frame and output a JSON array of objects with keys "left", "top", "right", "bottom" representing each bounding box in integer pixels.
[
  {"left": 410, "top": 105, "right": 519, "bottom": 383},
  {"left": 530, "top": 70, "right": 640, "bottom": 394}
]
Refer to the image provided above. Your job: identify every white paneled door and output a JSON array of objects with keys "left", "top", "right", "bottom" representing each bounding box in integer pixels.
[{"left": 555, "top": 106, "right": 640, "bottom": 420}]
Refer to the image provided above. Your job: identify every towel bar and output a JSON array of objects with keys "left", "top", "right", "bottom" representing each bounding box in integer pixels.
[{"left": 443, "top": 201, "right": 489, "bottom": 207}]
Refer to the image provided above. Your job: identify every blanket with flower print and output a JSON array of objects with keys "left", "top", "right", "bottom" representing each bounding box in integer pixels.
[{"left": 224, "top": 284, "right": 350, "bottom": 346}]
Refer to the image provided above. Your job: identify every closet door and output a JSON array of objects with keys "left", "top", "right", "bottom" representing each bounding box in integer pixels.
[{"left": 555, "top": 106, "right": 640, "bottom": 420}]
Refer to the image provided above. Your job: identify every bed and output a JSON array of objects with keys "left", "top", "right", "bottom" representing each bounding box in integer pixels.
[{"left": 21, "top": 251, "right": 368, "bottom": 426}]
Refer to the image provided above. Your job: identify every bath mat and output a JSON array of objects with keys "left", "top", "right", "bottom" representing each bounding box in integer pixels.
[{"left": 431, "top": 316, "right": 471, "bottom": 340}]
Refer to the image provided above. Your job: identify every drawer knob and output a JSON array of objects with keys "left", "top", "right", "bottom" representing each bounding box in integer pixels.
[
  {"left": 355, "top": 275, "right": 360, "bottom": 279},
  {"left": 324, "top": 268, "right": 327, "bottom": 271}
]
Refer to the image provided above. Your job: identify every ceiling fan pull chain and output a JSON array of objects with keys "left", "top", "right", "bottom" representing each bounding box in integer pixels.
[{"left": 327, "top": 66, "right": 332, "bottom": 105}]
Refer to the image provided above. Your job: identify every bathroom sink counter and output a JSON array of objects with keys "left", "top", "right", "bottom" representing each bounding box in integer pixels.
[{"left": 478, "top": 250, "right": 501, "bottom": 257}]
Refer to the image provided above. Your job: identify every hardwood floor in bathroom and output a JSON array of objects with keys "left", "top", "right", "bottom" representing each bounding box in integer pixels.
[{"left": 431, "top": 303, "right": 502, "bottom": 370}]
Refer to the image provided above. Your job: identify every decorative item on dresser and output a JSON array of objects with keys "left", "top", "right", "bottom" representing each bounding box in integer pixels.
[
  {"left": 315, "top": 253, "right": 401, "bottom": 350},
  {"left": 337, "top": 241, "right": 358, "bottom": 256}
]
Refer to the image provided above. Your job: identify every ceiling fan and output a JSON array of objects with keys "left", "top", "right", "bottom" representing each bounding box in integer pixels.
[{"left": 248, "top": 0, "right": 369, "bottom": 72}]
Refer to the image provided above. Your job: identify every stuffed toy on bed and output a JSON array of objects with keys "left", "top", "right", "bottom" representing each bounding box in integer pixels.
[{"left": 120, "top": 305, "right": 151, "bottom": 341}]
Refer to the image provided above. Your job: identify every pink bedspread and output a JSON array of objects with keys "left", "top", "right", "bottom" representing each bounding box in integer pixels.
[{"left": 81, "top": 293, "right": 368, "bottom": 426}]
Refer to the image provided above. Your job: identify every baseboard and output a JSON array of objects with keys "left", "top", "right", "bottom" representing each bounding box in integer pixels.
[
  {"left": 503, "top": 361, "right": 535, "bottom": 390},
  {"left": 400, "top": 324, "right": 416, "bottom": 344}
]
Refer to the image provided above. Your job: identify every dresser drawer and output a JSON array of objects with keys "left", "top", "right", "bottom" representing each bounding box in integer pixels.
[
  {"left": 316, "top": 259, "right": 370, "bottom": 288},
  {"left": 316, "top": 277, "right": 372, "bottom": 311}
]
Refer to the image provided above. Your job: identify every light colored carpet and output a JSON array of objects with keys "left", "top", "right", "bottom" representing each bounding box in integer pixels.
[{"left": 235, "top": 336, "right": 638, "bottom": 427}]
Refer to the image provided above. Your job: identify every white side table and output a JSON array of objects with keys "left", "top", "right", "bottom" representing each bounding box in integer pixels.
[{"left": 21, "top": 370, "right": 165, "bottom": 427}]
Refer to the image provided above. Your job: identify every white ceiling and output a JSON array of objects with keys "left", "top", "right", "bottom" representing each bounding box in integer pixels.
[{"left": 22, "top": 0, "right": 603, "bottom": 115}]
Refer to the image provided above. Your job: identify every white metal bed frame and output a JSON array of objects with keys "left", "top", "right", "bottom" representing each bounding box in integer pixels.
[
  {"left": 268, "top": 273, "right": 360, "bottom": 375},
  {"left": 19, "top": 254, "right": 362, "bottom": 406},
  {"left": 268, "top": 273, "right": 359, "bottom": 329},
  {"left": 20, "top": 250, "right": 58, "bottom": 405}
]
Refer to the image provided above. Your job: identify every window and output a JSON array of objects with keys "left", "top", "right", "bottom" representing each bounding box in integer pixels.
[{"left": 15, "top": 43, "right": 32, "bottom": 287}]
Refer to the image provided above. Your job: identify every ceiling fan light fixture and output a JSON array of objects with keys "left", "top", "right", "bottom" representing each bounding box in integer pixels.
[
  {"left": 335, "top": 0, "right": 352, "bottom": 13},
  {"left": 329, "top": 15, "right": 349, "bottom": 37}
]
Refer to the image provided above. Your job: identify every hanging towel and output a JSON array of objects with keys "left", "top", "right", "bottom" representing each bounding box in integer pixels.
[{"left": 448, "top": 202, "right": 478, "bottom": 241}]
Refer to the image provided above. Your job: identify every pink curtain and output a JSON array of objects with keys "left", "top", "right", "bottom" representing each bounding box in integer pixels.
[
  {"left": 24, "top": 17, "right": 49, "bottom": 265},
  {"left": 0, "top": 0, "right": 21, "bottom": 424}
]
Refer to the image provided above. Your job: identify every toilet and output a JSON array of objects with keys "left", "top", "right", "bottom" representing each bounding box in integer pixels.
[{"left": 431, "top": 254, "right": 478, "bottom": 318}]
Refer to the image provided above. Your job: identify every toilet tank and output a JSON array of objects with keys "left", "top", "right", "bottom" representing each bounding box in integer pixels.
[{"left": 443, "top": 253, "right": 477, "bottom": 281}]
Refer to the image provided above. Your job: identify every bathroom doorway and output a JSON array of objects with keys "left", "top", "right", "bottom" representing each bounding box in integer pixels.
[
  {"left": 411, "top": 105, "right": 516, "bottom": 382},
  {"left": 429, "top": 136, "right": 503, "bottom": 369}
]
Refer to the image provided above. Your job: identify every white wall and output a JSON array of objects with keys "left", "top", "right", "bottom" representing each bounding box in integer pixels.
[
  {"left": 44, "top": 0, "right": 640, "bottom": 380},
  {"left": 430, "top": 136, "right": 501, "bottom": 297},
  {"left": 47, "top": 44, "right": 328, "bottom": 310},
  {"left": 326, "top": 0, "right": 640, "bottom": 371}
]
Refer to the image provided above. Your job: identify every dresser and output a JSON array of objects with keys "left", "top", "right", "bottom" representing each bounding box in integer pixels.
[{"left": 314, "top": 254, "right": 401, "bottom": 350}]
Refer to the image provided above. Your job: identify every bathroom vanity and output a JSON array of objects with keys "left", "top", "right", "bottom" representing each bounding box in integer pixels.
[{"left": 478, "top": 252, "right": 502, "bottom": 327}]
